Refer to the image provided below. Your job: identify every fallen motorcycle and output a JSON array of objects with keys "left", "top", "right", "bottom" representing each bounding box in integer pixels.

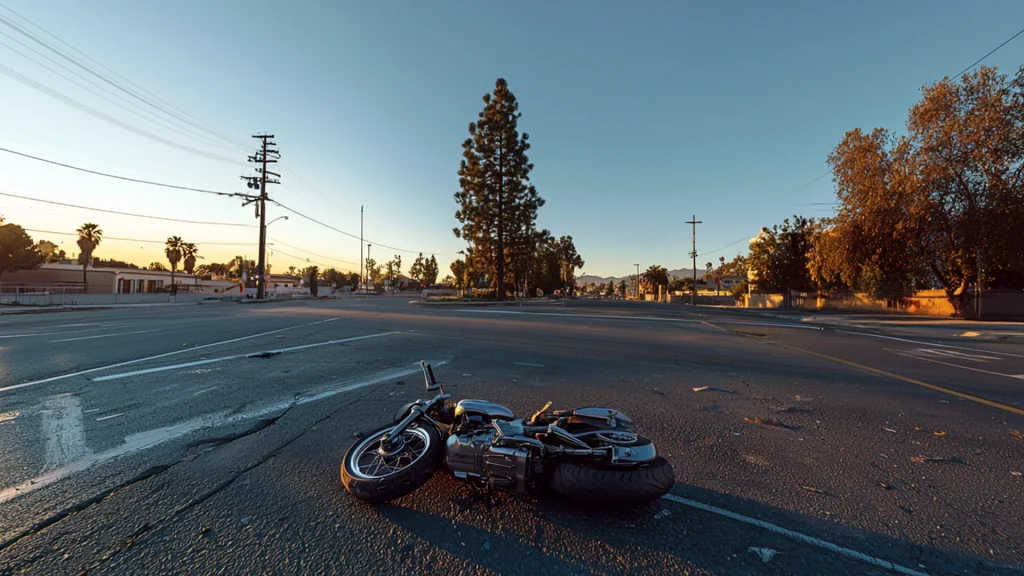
[{"left": 341, "top": 362, "right": 674, "bottom": 504}]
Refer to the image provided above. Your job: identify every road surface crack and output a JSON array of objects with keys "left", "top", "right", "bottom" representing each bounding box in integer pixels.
[
  {"left": 74, "top": 382, "right": 388, "bottom": 575},
  {"left": 0, "top": 408, "right": 293, "bottom": 557}
]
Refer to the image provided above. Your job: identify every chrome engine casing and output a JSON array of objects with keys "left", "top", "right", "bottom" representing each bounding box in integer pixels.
[{"left": 445, "top": 428, "right": 532, "bottom": 492}]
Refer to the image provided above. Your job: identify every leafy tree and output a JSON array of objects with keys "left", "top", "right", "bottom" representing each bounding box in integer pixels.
[
  {"left": 364, "top": 257, "right": 382, "bottom": 285},
  {"left": 148, "top": 262, "right": 167, "bottom": 271},
  {"left": 717, "top": 254, "right": 749, "bottom": 277},
  {"left": 557, "top": 235, "right": 584, "bottom": 295},
  {"left": 450, "top": 259, "right": 466, "bottom": 289},
  {"left": 35, "top": 240, "right": 65, "bottom": 263},
  {"left": 454, "top": 78, "right": 544, "bottom": 300},
  {"left": 604, "top": 280, "right": 615, "bottom": 296},
  {"left": 181, "top": 243, "right": 200, "bottom": 275},
  {"left": 748, "top": 216, "right": 818, "bottom": 294},
  {"left": 164, "top": 236, "right": 183, "bottom": 288},
  {"left": 384, "top": 255, "right": 403, "bottom": 291},
  {"left": 641, "top": 265, "right": 669, "bottom": 294},
  {"left": 423, "top": 255, "right": 439, "bottom": 286},
  {"left": 95, "top": 259, "right": 138, "bottom": 269},
  {"left": 618, "top": 279, "right": 627, "bottom": 298},
  {"left": 307, "top": 266, "right": 319, "bottom": 297},
  {"left": 0, "top": 221, "right": 44, "bottom": 280},
  {"left": 76, "top": 223, "right": 102, "bottom": 292},
  {"left": 288, "top": 265, "right": 297, "bottom": 275}
]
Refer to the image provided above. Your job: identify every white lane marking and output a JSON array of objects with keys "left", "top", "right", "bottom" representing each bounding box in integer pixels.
[
  {"left": 95, "top": 413, "right": 124, "bottom": 422},
  {"left": 0, "top": 360, "right": 445, "bottom": 504},
  {"left": 889, "top": 350, "right": 1024, "bottom": 380},
  {"left": 193, "top": 386, "right": 219, "bottom": 396},
  {"left": 91, "top": 332, "right": 395, "bottom": 383},
  {"left": 901, "top": 348, "right": 1001, "bottom": 363},
  {"left": 454, "top": 309, "right": 821, "bottom": 330},
  {"left": 835, "top": 329, "right": 1024, "bottom": 359},
  {"left": 83, "top": 408, "right": 100, "bottom": 414},
  {"left": 661, "top": 494, "right": 930, "bottom": 576},
  {"left": 41, "top": 394, "right": 90, "bottom": 470},
  {"left": 0, "top": 318, "right": 339, "bottom": 393},
  {"left": 512, "top": 362, "right": 545, "bottom": 367},
  {"left": 0, "top": 325, "right": 126, "bottom": 340},
  {"left": 49, "top": 328, "right": 165, "bottom": 343}
]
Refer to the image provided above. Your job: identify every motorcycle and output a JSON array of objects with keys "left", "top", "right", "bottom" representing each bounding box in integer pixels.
[{"left": 341, "top": 362, "right": 675, "bottom": 504}]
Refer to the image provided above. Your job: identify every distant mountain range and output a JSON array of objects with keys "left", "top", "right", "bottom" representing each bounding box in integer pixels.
[{"left": 577, "top": 268, "right": 709, "bottom": 285}]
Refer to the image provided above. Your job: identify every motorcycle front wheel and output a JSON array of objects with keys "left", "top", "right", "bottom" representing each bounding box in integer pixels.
[
  {"left": 549, "top": 456, "right": 675, "bottom": 504},
  {"left": 341, "top": 422, "right": 442, "bottom": 504}
]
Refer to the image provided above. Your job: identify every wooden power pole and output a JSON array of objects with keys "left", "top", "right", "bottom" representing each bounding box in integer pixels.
[
  {"left": 686, "top": 215, "right": 702, "bottom": 305},
  {"left": 242, "top": 135, "right": 280, "bottom": 299}
]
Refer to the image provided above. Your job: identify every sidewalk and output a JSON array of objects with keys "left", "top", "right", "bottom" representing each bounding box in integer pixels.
[{"left": 0, "top": 300, "right": 222, "bottom": 315}]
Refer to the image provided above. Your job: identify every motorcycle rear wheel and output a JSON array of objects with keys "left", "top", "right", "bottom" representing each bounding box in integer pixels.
[
  {"left": 341, "top": 422, "right": 442, "bottom": 504},
  {"left": 549, "top": 456, "right": 675, "bottom": 504}
]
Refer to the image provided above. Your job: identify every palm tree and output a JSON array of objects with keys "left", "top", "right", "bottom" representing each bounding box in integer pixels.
[
  {"left": 181, "top": 242, "right": 201, "bottom": 291},
  {"left": 76, "top": 223, "right": 103, "bottom": 293},
  {"left": 165, "top": 236, "right": 183, "bottom": 290},
  {"left": 641, "top": 264, "right": 669, "bottom": 295}
]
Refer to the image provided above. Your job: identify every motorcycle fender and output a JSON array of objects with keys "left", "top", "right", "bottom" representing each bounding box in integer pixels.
[{"left": 392, "top": 401, "right": 426, "bottom": 423}]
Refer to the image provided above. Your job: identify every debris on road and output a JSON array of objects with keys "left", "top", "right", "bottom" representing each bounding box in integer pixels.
[
  {"left": 1009, "top": 430, "right": 1024, "bottom": 440},
  {"left": 914, "top": 426, "right": 946, "bottom": 436},
  {"left": 800, "top": 485, "right": 826, "bottom": 495},
  {"left": 744, "top": 416, "right": 795, "bottom": 430},
  {"left": 1011, "top": 471, "right": 1022, "bottom": 477},
  {"left": 482, "top": 539, "right": 491, "bottom": 550},
  {"left": 395, "top": 380, "right": 406, "bottom": 386},
  {"left": 878, "top": 482, "right": 895, "bottom": 490},
  {"left": 882, "top": 428, "right": 897, "bottom": 433},
  {"left": 693, "top": 386, "right": 735, "bottom": 393},
  {"left": 653, "top": 509, "right": 671, "bottom": 520},
  {"left": 910, "top": 456, "right": 963, "bottom": 464},
  {"left": 748, "top": 547, "right": 779, "bottom": 563},
  {"left": 652, "top": 388, "right": 666, "bottom": 395}
]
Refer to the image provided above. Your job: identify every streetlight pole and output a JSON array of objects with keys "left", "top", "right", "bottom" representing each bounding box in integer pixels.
[
  {"left": 366, "top": 244, "right": 372, "bottom": 294},
  {"left": 634, "top": 263, "right": 640, "bottom": 299}
]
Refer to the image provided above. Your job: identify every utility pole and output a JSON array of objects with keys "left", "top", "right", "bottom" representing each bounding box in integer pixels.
[
  {"left": 360, "top": 205, "right": 364, "bottom": 295},
  {"left": 634, "top": 263, "right": 640, "bottom": 299},
  {"left": 686, "top": 215, "right": 702, "bottom": 306},
  {"left": 366, "top": 244, "right": 372, "bottom": 294},
  {"left": 242, "top": 135, "right": 280, "bottom": 299}
]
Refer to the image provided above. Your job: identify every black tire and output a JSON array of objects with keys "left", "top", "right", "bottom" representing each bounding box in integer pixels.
[
  {"left": 549, "top": 456, "right": 675, "bottom": 504},
  {"left": 341, "top": 422, "right": 443, "bottom": 504}
]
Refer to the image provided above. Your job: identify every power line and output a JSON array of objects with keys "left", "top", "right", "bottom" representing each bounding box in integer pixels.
[
  {"left": 23, "top": 228, "right": 256, "bottom": 246},
  {"left": 270, "top": 199, "right": 437, "bottom": 256},
  {"left": 268, "top": 248, "right": 331, "bottom": 270},
  {"left": 0, "top": 62, "right": 243, "bottom": 165},
  {"left": 0, "top": 9, "right": 252, "bottom": 153},
  {"left": 267, "top": 236, "right": 358, "bottom": 266},
  {"left": 0, "top": 31, "right": 234, "bottom": 153},
  {"left": 0, "top": 146, "right": 242, "bottom": 197},
  {"left": 704, "top": 236, "right": 751, "bottom": 255},
  {"left": 0, "top": 191, "right": 256, "bottom": 227},
  {"left": 955, "top": 26, "right": 1024, "bottom": 78}
]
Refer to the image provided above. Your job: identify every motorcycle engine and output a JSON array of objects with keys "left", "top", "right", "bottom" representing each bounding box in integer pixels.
[{"left": 445, "top": 417, "right": 533, "bottom": 492}]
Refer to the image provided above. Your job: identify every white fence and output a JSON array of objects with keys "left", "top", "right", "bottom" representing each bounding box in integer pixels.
[{"left": 0, "top": 289, "right": 219, "bottom": 307}]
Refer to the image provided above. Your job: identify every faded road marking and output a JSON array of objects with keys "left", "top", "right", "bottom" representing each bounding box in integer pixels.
[
  {"left": 0, "top": 317, "right": 339, "bottom": 393},
  {"left": 512, "top": 362, "right": 545, "bottom": 367},
  {"left": 661, "top": 494, "right": 929, "bottom": 576},
  {"left": 95, "top": 413, "right": 124, "bottom": 422},
  {"left": 41, "top": 394, "right": 90, "bottom": 470},
  {"left": 0, "top": 360, "right": 445, "bottom": 504},
  {"left": 50, "top": 328, "right": 164, "bottom": 343},
  {"left": 91, "top": 332, "right": 395, "bottom": 382},
  {"left": 773, "top": 341, "right": 1024, "bottom": 417}
]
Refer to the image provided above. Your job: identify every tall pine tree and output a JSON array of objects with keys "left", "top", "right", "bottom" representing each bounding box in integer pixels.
[{"left": 455, "top": 78, "right": 544, "bottom": 300}]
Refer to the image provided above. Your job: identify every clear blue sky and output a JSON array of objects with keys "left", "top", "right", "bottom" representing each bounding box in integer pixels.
[{"left": 2, "top": 1, "right": 1023, "bottom": 278}]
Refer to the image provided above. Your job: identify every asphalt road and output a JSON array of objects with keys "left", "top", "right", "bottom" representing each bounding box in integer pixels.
[{"left": 1, "top": 297, "right": 1022, "bottom": 575}]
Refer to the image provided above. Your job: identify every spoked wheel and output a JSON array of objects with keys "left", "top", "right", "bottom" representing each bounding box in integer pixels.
[{"left": 341, "top": 422, "right": 442, "bottom": 504}]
